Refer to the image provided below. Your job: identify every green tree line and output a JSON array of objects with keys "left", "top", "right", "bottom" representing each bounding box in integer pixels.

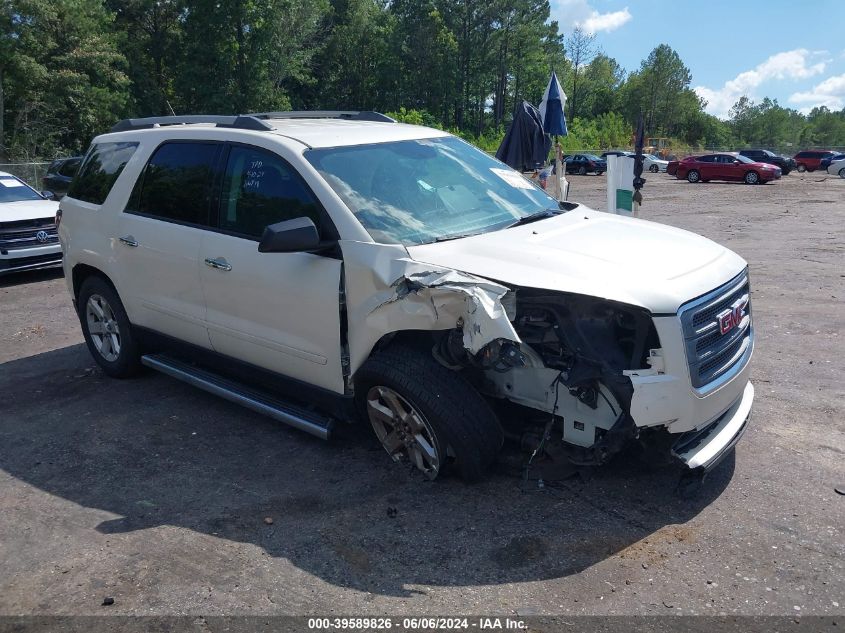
[{"left": 1, "top": 0, "right": 844, "bottom": 162}]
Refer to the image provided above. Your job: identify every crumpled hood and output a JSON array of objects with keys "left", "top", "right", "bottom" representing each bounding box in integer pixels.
[
  {"left": 0, "top": 199, "right": 59, "bottom": 223},
  {"left": 406, "top": 205, "right": 747, "bottom": 314}
]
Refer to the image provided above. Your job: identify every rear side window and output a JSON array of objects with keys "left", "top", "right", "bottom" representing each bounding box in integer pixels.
[
  {"left": 218, "top": 145, "right": 321, "bottom": 238},
  {"left": 697, "top": 155, "right": 715, "bottom": 163},
  {"left": 129, "top": 142, "right": 220, "bottom": 226},
  {"left": 58, "top": 158, "right": 81, "bottom": 177},
  {"left": 68, "top": 142, "right": 138, "bottom": 204}
]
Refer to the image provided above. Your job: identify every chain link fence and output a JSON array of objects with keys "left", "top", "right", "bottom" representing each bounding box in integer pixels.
[{"left": 0, "top": 162, "right": 51, "bottom": 189}]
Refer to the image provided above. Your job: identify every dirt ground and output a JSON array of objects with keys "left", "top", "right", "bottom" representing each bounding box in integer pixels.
[{"left": 0, "top": 171, "right": 843, "bottom": 619}]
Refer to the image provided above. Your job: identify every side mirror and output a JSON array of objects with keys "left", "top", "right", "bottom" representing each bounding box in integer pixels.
[
  {"left": 41, "top": 190, "right": 56, "bottom": 200},
  {"left": 258, "top": 217, "right": 331, "bottom": 253}
]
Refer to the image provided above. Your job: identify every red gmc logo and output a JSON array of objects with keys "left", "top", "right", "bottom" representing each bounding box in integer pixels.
[{"left": 717, "top": 296, "right": 749, "bottom": 335}]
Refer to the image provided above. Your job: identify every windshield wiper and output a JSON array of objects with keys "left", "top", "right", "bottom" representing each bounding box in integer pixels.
[
  {"left": 433, "top": 231, "right": 484, "bottom": 243},
  {"left": 505, "top": 208, "right": 559, "bottom": 228}
]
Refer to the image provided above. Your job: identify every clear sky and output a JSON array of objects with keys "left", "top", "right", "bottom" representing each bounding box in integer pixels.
[{"left": 548, "top": 0, "right": 845, "bottom": 118}]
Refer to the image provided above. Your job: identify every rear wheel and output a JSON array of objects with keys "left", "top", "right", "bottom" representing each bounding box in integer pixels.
[
  {"left": 839, "top": 168, "right": 845, "bottom": 179},
  {"left": 687, "top": 169, "right": 701, "bottom": 183},
  {"left": 744, "top": 171, "right": 760, "bottom": 185},
  {"left": 78, "top": 277, "right": 142, "bottom": 378},
  {"left": 797, "top": 163, "right": 807, "bottom": 173},
  {"left": 355, "top": 344, "right": 503, "bottom": 481},
  {"left": 649, "top": 164, "right": 659, "bottom": 173}
]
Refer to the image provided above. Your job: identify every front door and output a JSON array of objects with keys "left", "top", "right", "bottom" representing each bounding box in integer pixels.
[{"left": 198, "top": 144, "right": 345, "bottom": 393}]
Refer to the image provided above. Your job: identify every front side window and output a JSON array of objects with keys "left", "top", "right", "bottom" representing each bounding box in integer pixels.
[
  {"left": 218, "top": 146, "right": 321, "bottom": 238},
  {"left": 306, "top": 136, "right": 559, "bottom": 246},
  {"left": 68, "top": 142, "right": 138, "bottom": 204},
  {"left": 0, "top": 176, "right": 43, "bottom": 203},
  {"left": 130, "top": 142, "right": 220, "bottom": 225}
]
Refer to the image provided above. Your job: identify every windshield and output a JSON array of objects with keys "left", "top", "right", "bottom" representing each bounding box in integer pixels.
[
  {"left": 0, "top": 176, "right": 43, "bottom": 203},
  {"left": 734, "top": 154, "right": 755, "bottom": 164},
  {"left": 306, "top": 136, "right": 559, "bottom": 245}
]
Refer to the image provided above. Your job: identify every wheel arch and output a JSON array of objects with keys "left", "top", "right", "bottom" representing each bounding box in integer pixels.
[{"left": 72, "top": 263, "right": 119, "bottom": 304}]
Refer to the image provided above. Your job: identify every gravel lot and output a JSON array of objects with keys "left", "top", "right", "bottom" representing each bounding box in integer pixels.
[{"left": 0, "top": 171, "right": 843, "bottom": 619}]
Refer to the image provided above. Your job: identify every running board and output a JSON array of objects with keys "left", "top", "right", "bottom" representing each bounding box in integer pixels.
[{"left": 141, "top": 354, "right": 334, "bottom": 440}]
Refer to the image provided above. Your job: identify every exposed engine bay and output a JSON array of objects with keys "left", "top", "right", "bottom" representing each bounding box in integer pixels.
[{"left": 434, "top": 288, "right": 661, "bottom": 468}]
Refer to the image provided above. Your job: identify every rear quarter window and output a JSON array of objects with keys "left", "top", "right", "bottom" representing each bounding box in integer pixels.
[{"left": 68, "top": 142, "right": 139, "bottom": 204}]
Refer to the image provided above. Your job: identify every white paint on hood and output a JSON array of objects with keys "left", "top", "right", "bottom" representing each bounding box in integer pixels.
[
  {"left": 0, "top": 199, "right": 59, "bottom": 223},
  {"left": 407, "top": 204, "right": 748, "bottom": 314}
]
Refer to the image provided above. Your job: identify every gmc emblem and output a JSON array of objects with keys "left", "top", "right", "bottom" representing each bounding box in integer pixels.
[{"left": 717, "top": 295, "right": 749, "bottom": 335}]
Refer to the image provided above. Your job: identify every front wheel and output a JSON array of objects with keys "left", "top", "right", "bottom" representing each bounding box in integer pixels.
[
  {"left": 355, "top": 344, "right": 503, "bottom": 481},
  {"left": 578, "top": 165, "right": 587, "bottom": 175},
  {"left": 744, "top": 171, "right": 760, "bottom": 185},
  {"left": 839, "top": 168, "right": 845, "bottom": 179},
  {"left": 649, "top": 164, "right": 659, "bottom": 173},
  {"left": 78, "top": 276, "right": 142, "bottom": 378},
  {"left": 687, "top": 169, "right": 701, "bottom": 183}
]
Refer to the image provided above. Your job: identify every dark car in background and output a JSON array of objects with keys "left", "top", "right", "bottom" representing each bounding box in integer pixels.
[
  {"left": 674, "top": 153, "right": 781, "bottom": 184},
  {"left": 738, "top": 149, "right": 795, "bottom": 175},
  {"left": 563, "top": 153, "right": 606, "bottom": 175},
  {"left": 42, "top": 156, "right": 83, "bottom": 198},
  {"left": 793, "top": 150, "right": 835, "bottom": 172},
  {"left": 819, "top": 152, "right": 845, "bottom": 172}
]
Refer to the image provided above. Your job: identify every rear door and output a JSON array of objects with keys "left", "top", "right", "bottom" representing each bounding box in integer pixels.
[
  {"left": 198, "top": 143, "right": 345, "bottom": 393},
  {"left": 112, "top": 141, "right": 222, "bottom": 348},
  {"left": 695, "top": 155, "right": 716, "bottom": 179}
]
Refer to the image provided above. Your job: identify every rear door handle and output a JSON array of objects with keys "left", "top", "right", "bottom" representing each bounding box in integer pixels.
[
  {"left": 204, "top": 257, "right": 232, "bottom": 272},
  {"left": 119, "top": 235, "right": 139, "bottom": 247}
]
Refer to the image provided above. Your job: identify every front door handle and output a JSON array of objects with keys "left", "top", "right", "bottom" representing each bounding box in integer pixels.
[
  {"left": 119, "top": 235, "right": 139, "bottom": 247},
  {"left": 204, "top": 257, "right": 232, "bottom": 272}
]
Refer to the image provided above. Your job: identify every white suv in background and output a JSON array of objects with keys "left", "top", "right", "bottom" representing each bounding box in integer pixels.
[
  {"left": 59, "top": 112, "right": 754, "bottom": 487},
  {"left": 0, "top": 171, "right": 61, "bottom": 275}
]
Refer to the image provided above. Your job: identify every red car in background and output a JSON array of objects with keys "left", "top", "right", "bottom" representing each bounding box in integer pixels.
[
  {"left": 673, "top": 153, "right": 781, "bottom": 184},
  {"left": 793, "top": 150, "right": 836, "bottom": 172}
]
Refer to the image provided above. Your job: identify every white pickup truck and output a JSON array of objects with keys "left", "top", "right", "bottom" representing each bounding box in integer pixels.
[{"left": 58, "top": 112, "right": 754, "bottom": 484}]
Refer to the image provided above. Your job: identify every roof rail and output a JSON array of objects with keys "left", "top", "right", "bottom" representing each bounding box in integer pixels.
[
  {"left": 110, "top": 115, "right": 273, "bottom": 133},
  {"left": 249, "top": 111, "right": 396, "bottom": 123}
]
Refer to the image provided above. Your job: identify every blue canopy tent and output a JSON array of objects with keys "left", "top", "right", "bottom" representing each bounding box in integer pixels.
[
  {"left": 539, "top": 71, "right": 568, "bottom": 137},
  {"left": 538, "top": 71, "right": 569, "bottom": 200}
]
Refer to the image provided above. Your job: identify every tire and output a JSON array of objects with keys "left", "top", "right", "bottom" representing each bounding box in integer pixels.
[
  {"left": 797, "top": 163, "right": 806, "bottom": 173},
  {"left": 782, "top": 169, "right": 791, "bottom": 176},
  {"left": 744, "top": 171, "right": 760, "bottom": 185},
  {"left": 595, "top": 171, "right": 604, "bottom": 176},
  {"left": 839, "top": 168, "right": 845, "bottom": 179},
  {"left": 355, "top": 344, "right": 503, "bottom": 482},
  {"left": 687, "top": 169, "right": 701, "bottom": 183},
  {"left": 78, "top": 276, "right": 142, "bottom": 378},
  {"left": 578, "top": 165, "right": 587, "bottom": 175},
  {"left": 649, "top": 164, "right": 659, "bottom": 173}
]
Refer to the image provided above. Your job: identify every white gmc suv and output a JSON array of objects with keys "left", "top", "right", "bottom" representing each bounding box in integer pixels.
[{"left": 58, "top": 112, "right": 754, "bottom": 485}]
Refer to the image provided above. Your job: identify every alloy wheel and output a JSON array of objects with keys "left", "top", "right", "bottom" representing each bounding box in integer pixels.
[
  {"left": 86, "top": 294, "right": 122, "bottom": 362},
  {"left": 366, "top": 385, "right": 442, "bottom": 479}
]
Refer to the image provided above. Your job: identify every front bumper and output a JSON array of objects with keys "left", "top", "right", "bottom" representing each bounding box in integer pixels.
[
  {"left": 0, "top": 243, "right": 63, "bottom": 275},
  {"left": 671, "top": 381, "right": 753, "bottom": 471}
]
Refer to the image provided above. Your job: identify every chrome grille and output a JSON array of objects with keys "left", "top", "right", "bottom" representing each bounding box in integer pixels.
[
  {"left": 679, "top": 271, "right": 753, "bottom": 390},
  {"left": 0, "top": 219, "right": 58, "bottom": 250}
]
